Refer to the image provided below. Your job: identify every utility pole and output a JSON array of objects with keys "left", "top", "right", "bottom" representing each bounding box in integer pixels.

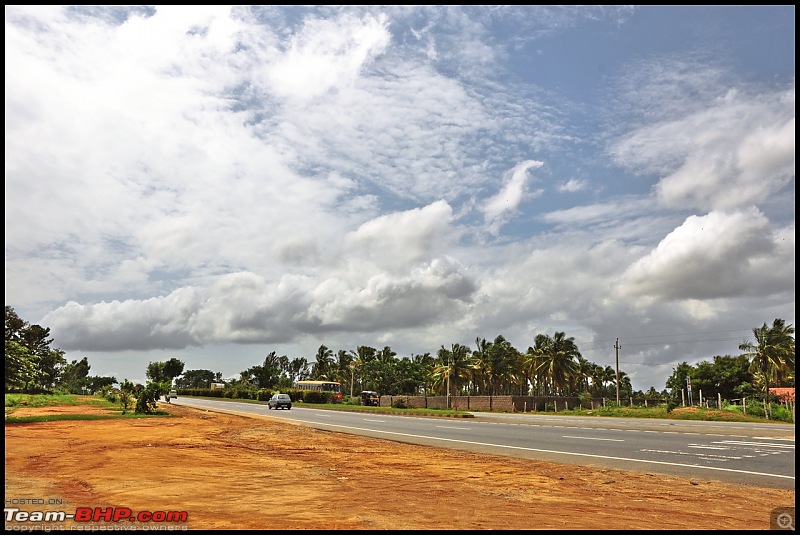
[
  {"left": 446, "top": 355, "right": 451, "bottom": 410},
  {"left": 614, "top": 338, "right": 621, "bottom": 406}
]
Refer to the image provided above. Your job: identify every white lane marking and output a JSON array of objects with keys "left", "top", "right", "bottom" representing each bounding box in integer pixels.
[{"left": 563, "top": 435, "right": 623, "bottom": 442}]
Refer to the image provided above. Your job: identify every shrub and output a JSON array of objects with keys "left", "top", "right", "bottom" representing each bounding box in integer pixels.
[
  {"left": 134, "top": 382, "right": 162, "bottom": 414},
  {"left": 392, "top": 398, "right": 408, "bottom": 409}
]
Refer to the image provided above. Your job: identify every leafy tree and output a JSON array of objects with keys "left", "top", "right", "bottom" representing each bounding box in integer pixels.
[
  {"left": 86, "top": 375, "right": 117, "bottom": 393},
  {"left": 289, "top": 357, "right": 310, "bottom": 383},
  {"left": 5, "top": 340, "right": 38, "bottom": 391},
  {"left": 5, "top": 306, "right": 66, "bottom": 392},
  {"left": 135, "top": 381, "right": 168, "bottom": 414},
  {"left": 690, "top": 355, "right": 756, "bottom": 401},
  {"left": 411, "top": 352, "right": 435, "bottom": 395},
  {"left": 146, "top": 358, "right": 185, "bottom": 385},
  {"left": 240, "top": 352, "right": 281, "bottom": 390},
  {"left": 176, "top": 369, "right": 218, "bottom": 389},
  {"left": 394, "top": 356, "right": 428, "bottom": 395},
  {"left": 118, "top": 379, "right": 136, "bottom": 414},
  {"left": 58, "top": 357, "right": 91, "bottom": 394},
  {"left": 665, "top": 362, "right": 695, "bottom": 406}
]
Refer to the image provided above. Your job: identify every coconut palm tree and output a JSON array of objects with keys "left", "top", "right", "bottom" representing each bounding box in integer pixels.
[
  {"left": 377, "top": 346, "right": 397, "bottom": 363},
  {"left": 472, "top": 337, "right": 492, "bottom": 395},
  {"left": 311, "top": 345, "right": 334, "bottom": 379},
  {"left": 532, "top": 331, "right": 581, "bottom": 396},
  {"left": 347, "top": 346, "right": 376, "bottom": 400},
  {"left": 739, "top": 318, "right": 795, "bottom": 419},
  {"left": 485, "top": 335, "right": 518, "bottom": 395},
  {"left": 334, "top": 349, "right": 352, "bottom": 386}
]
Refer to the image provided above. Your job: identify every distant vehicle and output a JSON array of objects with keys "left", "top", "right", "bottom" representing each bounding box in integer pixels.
[
  {"left": 361, "top": 391, "right": 379, "bottom": 406},
  {"left": 168, "top": 390, "right": 178, "bottom": 399},
  {"left": 294, "top": 380, "right": 344, "bottom": 403},
  {"left": 268, "top": 393, "right": 292, "bottom": 410}
]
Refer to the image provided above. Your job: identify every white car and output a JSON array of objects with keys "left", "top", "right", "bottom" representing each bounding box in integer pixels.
[
  {"left": 168, "top": 390, "right": 178, "bottom": 399},
  {"left": 268, "top": 393, "right": 292, "bottom": 410}
]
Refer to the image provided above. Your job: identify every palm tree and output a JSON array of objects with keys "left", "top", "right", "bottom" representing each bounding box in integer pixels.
[
  {"left": 472, "top": 337, "right": 491, "bottom": 395},
  {"left": 278, "top": 355, "right": 289, "bottom": 379},
  {"left": 532, "top": 331, "right": 581, "bottom": 396},
  {"left": 334, "top": 349, "right": 352, "bottom": 386},
  {"left": 288, "top": 357, "right": 309, "bottom": 383},
  {"left": 433, "top": 343, "right": 472, "bottom": 403},
  {"left": 348, "top": 346, "right": 376, "bottom": 400},
  {"left": 601, "top": 365, "right": 617, "bottom": 397},
  {"left": 412, "top": 352, "right": 435, "bottom": 395},
  {"left": 485, "top": 335, "right": 518, "bottom": 395},
  {"left": 377, "top": 346, "right": 397, "bottom": 364},
  {"left": 739, "top": 318, "right": 795, "bottom": 419},
  {"left": 312, "top": 345, "right": 334, "bottom": 379}
]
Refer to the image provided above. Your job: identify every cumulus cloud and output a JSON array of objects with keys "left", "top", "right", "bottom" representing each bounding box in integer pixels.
[
  {"left": 616, "top": 208, "right": 791, "bottom": 302},
  {"left": 7, "top": 6, "right": 794, "bottom": 391}
]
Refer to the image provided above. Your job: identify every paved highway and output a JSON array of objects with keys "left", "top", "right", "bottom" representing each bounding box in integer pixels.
[{"left": 172, "top": 397, "right": 795, "bottom": 490}]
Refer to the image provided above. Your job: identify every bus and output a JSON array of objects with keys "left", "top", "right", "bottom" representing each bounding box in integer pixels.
[{"left": 294, "top": 380, "right": 344, "bottom": 403}]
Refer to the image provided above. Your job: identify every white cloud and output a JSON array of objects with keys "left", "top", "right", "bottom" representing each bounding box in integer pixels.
[
  {"left": 482, "top": 160, "right": 544, "bottom": 234},
  {"left": 6, "top": 6, "right": 795, "bottom": 392},
  {"left": 558, "top": 178, "right": 588, "bottom": 193},
  {"left": 616, "top": 208, "right": 791, "bottom": 302}
]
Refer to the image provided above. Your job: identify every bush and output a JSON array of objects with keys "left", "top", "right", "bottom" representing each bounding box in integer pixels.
[
  {"left": 134, "top": 382, "right": 162, "bottom": 414},
  {"left": 302, "top": 390, "right": 333, "bottom": 404},
  {"left": 769, "top": 403, "right": 794, "bottom": 423}
]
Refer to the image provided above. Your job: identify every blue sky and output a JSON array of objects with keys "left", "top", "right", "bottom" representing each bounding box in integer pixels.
[{"left": 5, "top": 6, "right": 795, "bottom": 392}]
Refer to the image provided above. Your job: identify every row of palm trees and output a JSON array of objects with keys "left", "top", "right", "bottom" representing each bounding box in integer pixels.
[
  {"left": 235, "top": 320, "right": 794, "bottom": 404},
  {"left": 240, "top": 332, "right": 634, "bottom": 399}
]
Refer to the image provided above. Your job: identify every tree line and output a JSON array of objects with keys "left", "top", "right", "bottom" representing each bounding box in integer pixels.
[
  {"left": 178, "top": 322, "right": 794, "bottom": 409},
  {"left": 5, "top": 305, "right": 794, "bottom": 410}
]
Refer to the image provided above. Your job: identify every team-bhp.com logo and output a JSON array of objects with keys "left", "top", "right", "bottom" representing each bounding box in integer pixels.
[{"left": 5, "top": 506, "right": 188, "bottom": 524}]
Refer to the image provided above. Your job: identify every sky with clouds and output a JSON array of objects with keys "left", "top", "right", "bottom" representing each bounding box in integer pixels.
[{"left": 5, "top": 6, "right": 795, "bottom": 391}]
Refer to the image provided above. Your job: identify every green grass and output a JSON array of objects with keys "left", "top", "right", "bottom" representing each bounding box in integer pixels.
[
  {"left": 4, "top": 393, "right": 172, "bottom": 423},
  {"left": 4, "top": 413, "right": 170, "bottom": 424},
  {"left": 5, "top": 393, "right": 791, "bottom": 425},
  {"left": 199, "top": 395, "right": 792, "bottom": 424},
  {"left": 5, "top": 393, "right": 108, "bottom": 408}
]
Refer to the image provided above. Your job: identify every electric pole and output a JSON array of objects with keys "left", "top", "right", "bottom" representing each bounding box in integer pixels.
[{"left": 614, "top": 338, "right": 621, "bottom": 406}]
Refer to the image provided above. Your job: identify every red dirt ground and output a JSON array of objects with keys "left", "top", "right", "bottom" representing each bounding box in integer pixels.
[{"left": 4, "top": 401, "right": 795, "bottom": 530}]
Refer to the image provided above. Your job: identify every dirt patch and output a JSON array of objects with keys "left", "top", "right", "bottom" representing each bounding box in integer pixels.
[
  {"left": 4, "top": 402, "right": 794, "bottom": 530},
  {"left": 8, "top": 404, "right": 115, "bottom": 418}
]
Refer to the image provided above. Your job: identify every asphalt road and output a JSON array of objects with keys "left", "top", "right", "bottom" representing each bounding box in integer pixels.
[{"left": 171, "top": 397, "right": 795, "bottom": 490}]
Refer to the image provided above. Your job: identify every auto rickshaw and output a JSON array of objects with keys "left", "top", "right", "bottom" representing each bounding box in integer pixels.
[{"left": 360, "top": 390, "right": 380, "bottom": 406}]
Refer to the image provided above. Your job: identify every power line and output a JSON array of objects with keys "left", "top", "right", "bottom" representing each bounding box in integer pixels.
[{"left": 577, "top": 329, "right": 755, "bottom": 352}]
